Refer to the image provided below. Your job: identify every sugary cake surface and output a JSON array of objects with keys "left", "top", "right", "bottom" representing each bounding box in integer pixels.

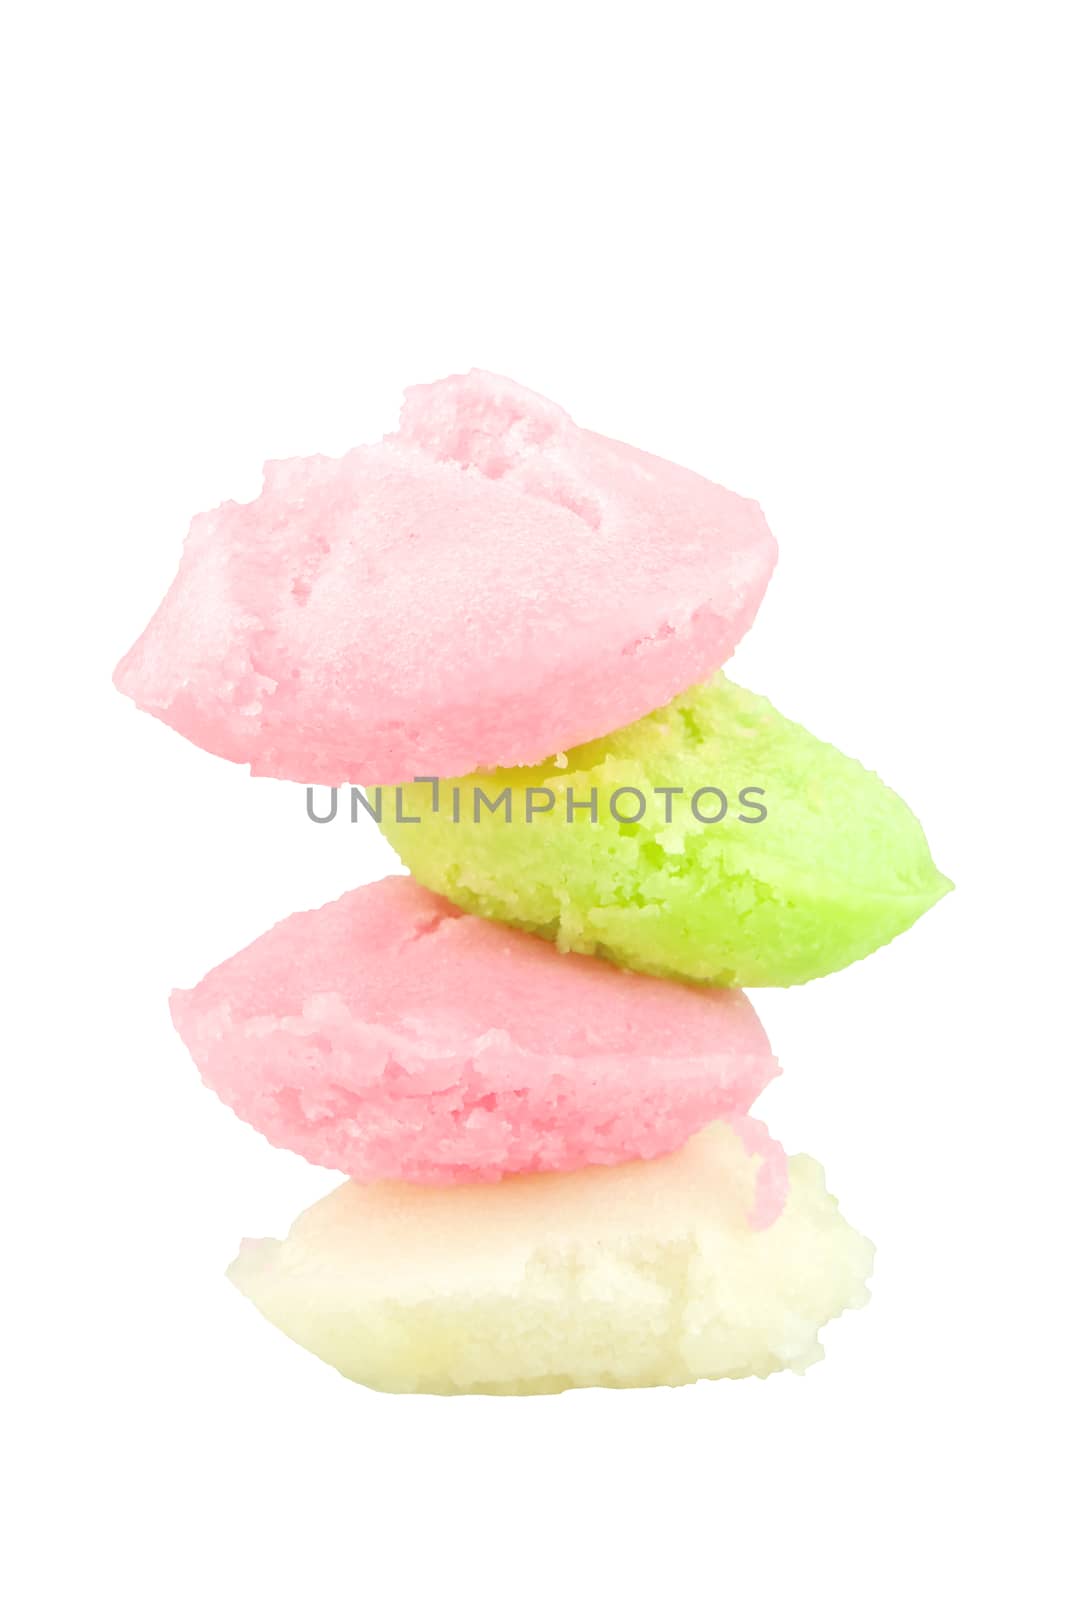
[
  {"left": 114, "top": 371, "right": 776, "bottom": 782},
  {"left": 171, "top": 877, "right": 777, "bottom": 1183},
  {"left": 384, "top": 673, "right": 952, "bottom": 986},
  {"left": 228, "top": 1123, "right": 873, "bottom": 1395}
]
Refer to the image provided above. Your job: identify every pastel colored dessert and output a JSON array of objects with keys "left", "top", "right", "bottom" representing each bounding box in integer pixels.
[
  {"left": 113, "top": 371, "right": 776, "bottom": 783},
  {"left": 383, "top": 673, "right": 952, "bottom": 987},
  {"left": 228, "top": 1121, "right": 872, "bottom": 1395},
  {"left": 171, "top": 877, "right": 778, "bottom": 1185}
]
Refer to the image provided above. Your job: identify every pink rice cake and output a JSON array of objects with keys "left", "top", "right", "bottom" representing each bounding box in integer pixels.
[
  {"left": 170, "top": 877, "right": 779, "bottom": 1188},
  {"left": 115, "top": 371, "right": 776, "bottom": 782}
]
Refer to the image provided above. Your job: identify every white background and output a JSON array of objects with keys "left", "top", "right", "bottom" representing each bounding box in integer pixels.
[{"left": 6, "top": 4, "right": 1064, "bottom": 1596}]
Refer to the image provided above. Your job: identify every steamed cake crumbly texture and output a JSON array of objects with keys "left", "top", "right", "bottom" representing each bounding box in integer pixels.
[
  {"left": 228, "top": 1122, "right": 873, "bottom": 1396},
  {"left": 113, "top": 371, "right": 776, "bottom": 783},
  {"left": 384, "top": 673, "right": 952, "bottom": 987},
  {"left": 170, "top": 877, "right": 777, "bottom": 1185}
]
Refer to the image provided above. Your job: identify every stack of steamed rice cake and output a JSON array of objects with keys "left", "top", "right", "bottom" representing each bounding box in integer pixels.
[{"left": 115, "top": 372, "right": 950, "bottom": 1395}]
